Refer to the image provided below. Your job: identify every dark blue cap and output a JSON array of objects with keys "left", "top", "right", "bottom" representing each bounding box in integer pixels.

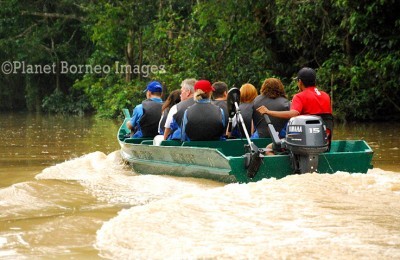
[{"left": 144, "top": 81, "right": 162, "bottom": 93}]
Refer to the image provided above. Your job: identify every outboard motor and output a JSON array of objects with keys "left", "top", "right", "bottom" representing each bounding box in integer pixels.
[{"left": 284, "top": 115, "right": 329, "bottom": 174}]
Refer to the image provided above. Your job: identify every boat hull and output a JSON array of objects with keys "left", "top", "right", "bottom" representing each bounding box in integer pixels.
[{"left": 118, "top": 117, "right": 374, "bottom": 183}]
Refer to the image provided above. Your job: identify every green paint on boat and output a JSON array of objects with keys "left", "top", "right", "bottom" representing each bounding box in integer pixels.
[{"left": 118, "top": 109, "right": 373, "bottom": 183}]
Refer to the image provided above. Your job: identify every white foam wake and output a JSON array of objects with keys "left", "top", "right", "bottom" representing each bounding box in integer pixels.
[{"left": 95, "top": 170, "right": 400, "bottom": 259}]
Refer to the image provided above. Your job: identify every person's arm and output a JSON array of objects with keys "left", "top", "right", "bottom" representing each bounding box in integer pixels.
[
  {"left": 163, "top": 128, "right": 171, "bottom": 140},
  {"left": 219, "top": 107, "right": 228, "bottom": 139},
  {"left": 158, "top": 114, "right": 164, "bottom": 135},
  {"left": 126, "top": 105, "right": 143, "bottom": 131},
  {"left": 256, "top": 106, "right": 299, "bottom": 119},
  {"left": 225, "top": 117, "right": 233, "bottom": 137},
  {"left": 126, "top": 120, "right": 133, "bottom": 129},
  {"left": 180, "top": 111, "right": 189, "bottom": 141},
  {"left": 220, "top": 107, "right": 226, "bottom": 128},
  {"left": 162, "top": 105, "right": 177, "bottom": 139}
]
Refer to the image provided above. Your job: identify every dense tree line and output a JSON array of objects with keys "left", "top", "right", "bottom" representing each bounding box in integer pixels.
[{"left": 0, "top": 0, "right": 399, "bottom": 120}]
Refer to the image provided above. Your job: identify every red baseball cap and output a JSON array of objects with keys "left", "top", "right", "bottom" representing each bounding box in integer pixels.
[{"left": 194, "top": 80, "right": 215, "bottom": 92}]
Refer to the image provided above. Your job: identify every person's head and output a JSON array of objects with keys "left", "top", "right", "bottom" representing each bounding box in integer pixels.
[
  {"left": 144, "top": 81, "right": 163, "bottom": 98},
  {"left": 212, "top": 81, "right": 228, "bottom": 100},
  {"left": 260, "top": 78, "right": 287, "bottom": 99},
  {"left": 240, "top": 83, "right": 258, "bottom": 103},
  {"left": 194, "top": 80, "right": 214, "bottom": 100},
  {"left": 295, "top": 67, "right": 316, "bottom": 87},
  {"left": 180, "top": 78, "right": 196, "bottom": 101},
  {"left": 162, "top": 89, "right": 181, "bottom": 112}
]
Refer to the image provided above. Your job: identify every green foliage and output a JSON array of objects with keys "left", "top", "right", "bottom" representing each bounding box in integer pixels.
[
  {"left": 275, "top": 0, "right": 400, "bottom": 120},
  {"left": 42, "top": 88, "right": 91, "bottom": 115},
  {"left": 146, "top": 0, "right": 276, "bottom": 91},
  {"left": 74, "top": 74, "right": 145, "bottom": 117},
  {"left": 0, "top": 0, "right": 91, "bottom": 111},
  {"left": 1, "top": 0, "right": 399, "bottom": 120}
]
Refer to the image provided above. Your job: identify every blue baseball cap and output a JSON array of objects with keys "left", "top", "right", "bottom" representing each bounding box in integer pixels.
[{"left": 144, "top": 81, "right": 162, "bottom": 93}]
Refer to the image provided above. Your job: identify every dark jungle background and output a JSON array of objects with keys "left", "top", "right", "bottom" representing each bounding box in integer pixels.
[{"left": 1, "top": 0, "right": 399, "bottom": 121}]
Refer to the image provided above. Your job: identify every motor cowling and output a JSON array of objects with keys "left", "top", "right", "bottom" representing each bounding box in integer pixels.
[{"left": 283, "top": 115, "right": 329, "bottom": 174}]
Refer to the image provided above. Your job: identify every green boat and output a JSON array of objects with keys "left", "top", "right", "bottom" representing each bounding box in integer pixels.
[{"left": 118, "top": 108, "right": 373, "bottom": 183}]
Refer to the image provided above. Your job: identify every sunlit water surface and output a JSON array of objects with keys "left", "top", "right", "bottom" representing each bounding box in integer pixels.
[{"left": 0, "top": 113, "right": 399, "bottom": 259}]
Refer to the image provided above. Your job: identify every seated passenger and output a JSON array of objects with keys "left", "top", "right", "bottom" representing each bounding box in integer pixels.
[
  {"left": 126, "top": 81, "right": 163, "bottom": 138},
  {"left": 252, "top": 78, "right": 290, "bottom": 139},
  {"left": 228, "top": 83, "right": 258, "bottom": 138},
  {"left": 158, "top": 89, "right": 181, "bottom": 135},
  {"left": 212, "top": 81, "right": 229, "bottom": 127},
  {"left": 163, "top": 78, "right": 197, "bottom": 140},
  {"left": 154, "top": 89, "right": 181, "bottom": 145},
  {"left": 181, "top": 80, "right": 226, "bottom": 141}
]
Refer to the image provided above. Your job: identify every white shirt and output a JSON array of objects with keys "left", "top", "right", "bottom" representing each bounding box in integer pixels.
[{"left": 164, "top": 104, "right": 178, "bottom": 129}]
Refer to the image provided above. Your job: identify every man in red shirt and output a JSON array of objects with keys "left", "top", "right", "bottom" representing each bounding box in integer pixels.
[
  {"left": 257, "top": 67, "right": 333, "bottom": 154},
  {"left": 257, "top": 67, "right": 332, "bottom": 117}
]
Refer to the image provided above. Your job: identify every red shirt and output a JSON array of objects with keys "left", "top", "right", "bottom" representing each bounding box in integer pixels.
[{"left": 291, "top": 87, "right": 332, "bottom": 115}]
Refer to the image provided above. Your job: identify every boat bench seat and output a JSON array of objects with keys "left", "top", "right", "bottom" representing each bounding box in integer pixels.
[
  {"left": 160, "top": 140, "right": 182, "bottom": 146},
  {"left": 158, "top": 138, "right": 273, "bottom": 157},
  {"left": 180, "top": 138, "right": 273, "bottom": 157},
  {"left": 124, "top": 137, "right": 153, "bottom": 144}
]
